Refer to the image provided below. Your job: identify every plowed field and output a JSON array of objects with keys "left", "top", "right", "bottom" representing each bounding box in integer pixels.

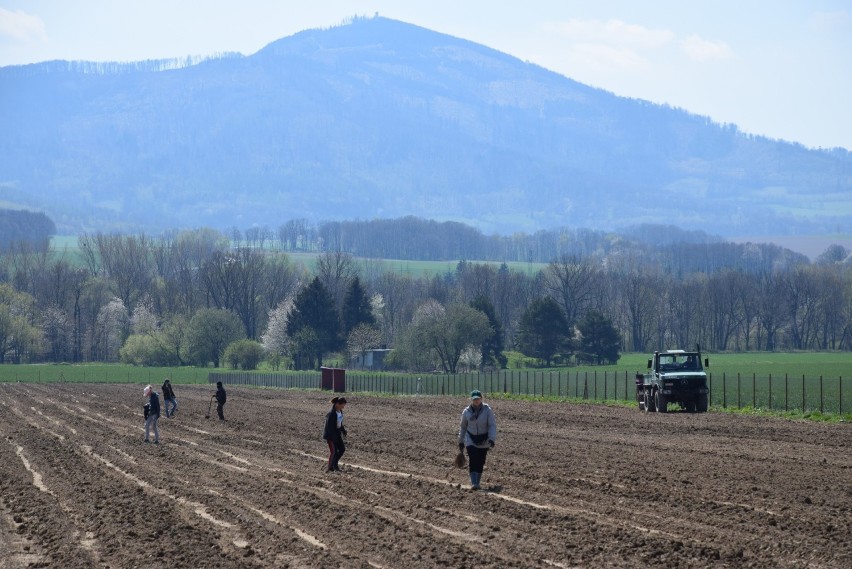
[{"left": 1, "top": 383, "right": 849, "bottom": 568}]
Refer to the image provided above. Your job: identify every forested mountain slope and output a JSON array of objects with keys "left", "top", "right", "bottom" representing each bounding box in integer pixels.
[
  {"left": 1, "top": 16, "right": 849, "bottom": 237},
  {"left": 0, "top": 209, "right": 55, "bottom": 251}
]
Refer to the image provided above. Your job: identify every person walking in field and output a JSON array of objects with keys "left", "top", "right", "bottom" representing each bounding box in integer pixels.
[
  {"left": 215, "top": 381, "right": 227, "bottom": 421},
  {"left": 162, "top": 378, "right": 177, "bottom": 418},
  {"left": 143, "top": 384, "right": 160, "bottom": 444},
  {"left": 323, "top": 396, "right": 348, "bottom": 472},
  {"left": 458, "top": 390, "right": 496, "bottom": 490}
]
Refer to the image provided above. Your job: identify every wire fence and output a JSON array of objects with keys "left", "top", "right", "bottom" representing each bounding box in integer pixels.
[{"left": 209, "top": 369, "right": 849, "bottom": 415}]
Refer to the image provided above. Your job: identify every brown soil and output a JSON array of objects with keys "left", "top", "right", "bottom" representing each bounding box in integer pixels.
[{"left": 0, "top": 383, "right": 849, "bottom": 568}]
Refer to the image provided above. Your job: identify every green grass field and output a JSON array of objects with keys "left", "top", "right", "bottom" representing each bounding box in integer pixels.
[
  {"left": 49, "top": 236, "right": 547, "bottom": 278},
  {"left": 4, "top": 351, "right": 848, "bottom": 418},
  {"left": 0, "top": 365, "right": 209, "bottom": 385}
]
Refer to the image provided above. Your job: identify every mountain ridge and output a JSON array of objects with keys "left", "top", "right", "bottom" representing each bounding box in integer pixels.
[{"left": 1, "top": 15, "right": 849, "bottom": 236}]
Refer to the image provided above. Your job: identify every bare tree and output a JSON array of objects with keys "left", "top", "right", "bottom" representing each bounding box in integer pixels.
[
  {"left": 244, "top": 227, "right": 260, "bottom": 249},
  {"left": 92, "top": 233, "right": 154, "bottom": 308},
  {"left": 706, "top": 270, "right": 744, "bottom": 351},
  {"left": 369, "top": 272, "right": 422, "bottom": 347},
  {"left": 316, "top": 251, "right": 357, "bottom": 315},
  {"left": 42, "top": 306, "right": 72, "bottom": 361},
  {"left": 618, "top": 270, "right": 663, "bottom": 352},
  {"left": 784, "top": 267, "right": 820, "bottom": 350},
  {"left": 346, "top": 323, "right": 383, "bottom": 368},
  {"left": 755, "top": 272, "right": 788, "bottom": 351},
  {"left": 544, "top": 255, "right": 600, "bottom": 327},
  {"left": 259, "top": 226, "right": 273, "bottom": 250}
]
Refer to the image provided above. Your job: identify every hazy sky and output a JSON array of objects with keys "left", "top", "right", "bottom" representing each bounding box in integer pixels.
[{"left": 2, "top": 1, "right": 850, "bottom": 150}]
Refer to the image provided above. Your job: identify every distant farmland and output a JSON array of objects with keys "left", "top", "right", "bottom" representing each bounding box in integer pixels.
[{"left": 50, "top": 236, "right": 547, "bottom": 277}]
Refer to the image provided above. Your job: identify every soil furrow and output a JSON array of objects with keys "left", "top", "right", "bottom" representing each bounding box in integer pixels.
[{"left": 1, "top": 383, "right": 848, "bottom": 568}]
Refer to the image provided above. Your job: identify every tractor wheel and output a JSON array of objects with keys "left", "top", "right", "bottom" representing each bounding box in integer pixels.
[
  {"left": 655, "top": 390, "right": 668, "bottom": 413},
  {"left": 644, "top": 389, "right": 655, "bottom": 413},
  {"left": 697, "top": 394, "right": 709, "bottom": 413}
]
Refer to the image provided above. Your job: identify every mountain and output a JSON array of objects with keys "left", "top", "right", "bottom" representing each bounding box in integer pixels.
[{"left": 1, "top": 15, "right": 850, "bottom": 237}]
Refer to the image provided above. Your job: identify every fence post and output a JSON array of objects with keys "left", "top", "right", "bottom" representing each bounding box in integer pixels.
[
  {"left": 785, "top": 373, "right": 788, "bottom": 412},
  {"left": 820, "top": 376, "right": 823, "bottom": 414},
  {"left": 769, "top": 374, "right": 772, "bottom": 411},
  {"left": 723, "top": 373, "right": 727, "bottom": 408},
  {"left": 753, "top": 373, "right": 756, "bottom": 408},
  {"left": 558, "top": 371, "right": 561, "bottom": 397},
  {"left": 840, "top": 376, "right": 843, "bottom": 416},
  {"left": 802, "top": 375, "right": 806, "bottom": 413},
  {"left": 604, "top": 371, "right": 607, "bottom": 400},
  {"left": 737, "top": 372, "right": 743, "bottom": 409}
]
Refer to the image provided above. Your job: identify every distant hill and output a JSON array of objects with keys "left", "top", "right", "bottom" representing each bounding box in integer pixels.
[{"left": 1, "top": 15, "right": 850, "bottom": 237}]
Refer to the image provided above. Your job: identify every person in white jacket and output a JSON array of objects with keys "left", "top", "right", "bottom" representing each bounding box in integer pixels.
[{"left": 458, "top": 389, "right": 497, "bottom": 490}]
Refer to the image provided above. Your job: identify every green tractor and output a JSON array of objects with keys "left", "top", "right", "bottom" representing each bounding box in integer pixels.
[{"left": 636, "top": 347, "right": 709, "bottom": 413}]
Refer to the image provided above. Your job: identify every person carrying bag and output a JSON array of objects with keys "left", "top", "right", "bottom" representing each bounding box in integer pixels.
[{"left": 457, "top": 390, "right": 496, "bottom": 490}]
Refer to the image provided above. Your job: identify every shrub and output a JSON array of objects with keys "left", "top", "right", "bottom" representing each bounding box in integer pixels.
[
  {"left": 120, "top": 334, "right": 178, "bottom": 366},
  {"left": 223, "top": 339, "right": 265, "bottom": 370}
]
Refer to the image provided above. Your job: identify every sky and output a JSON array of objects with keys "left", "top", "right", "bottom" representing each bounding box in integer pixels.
[{"left": 1, "top": 0, "right": 851, "bottom": 151}]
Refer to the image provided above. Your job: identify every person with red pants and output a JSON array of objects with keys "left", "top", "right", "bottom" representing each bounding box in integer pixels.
[
  {"left": 458, "top": 390, "right": 497, "bottom": 490},
  {"left": 322, "top": 396, "right": 348, "bottom": 472}
]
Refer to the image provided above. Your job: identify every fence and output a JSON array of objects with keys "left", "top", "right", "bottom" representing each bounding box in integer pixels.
[{"left": 209, "top": 370, "right": 849, "bottom": 415}]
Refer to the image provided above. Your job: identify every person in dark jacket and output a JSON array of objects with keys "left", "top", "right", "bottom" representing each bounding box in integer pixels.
[
  {"left": 215, "top": 381, "right": 227, "bottom": 421},
  {"left": 143, "top": 384, "right": 160, "bottom": 444},
  {"left": 322, "top": 396, "right": 348, "bottom": 472},
  {"left": 458, "top": 390, "right": 497, "bottom": 490},
  {"left": 162, "top": 378, "right": 177, "bottom": 418}
]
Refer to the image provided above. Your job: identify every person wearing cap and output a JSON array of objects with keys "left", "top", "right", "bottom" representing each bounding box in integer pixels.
[
  {"left": 458, "top": 389, "right": 497, "bottom": 490},
  {"left": 214, "top": 381, "right": 227, "bottom": 421},
  {"left": 322, "top": 396, "right": 348, "bottom": 472},
  {"left": 162, "top": 378, "right": 177, "bottom": 418},
  {"left": 143, "top": 384, "right": 160, "bottom": 444}
]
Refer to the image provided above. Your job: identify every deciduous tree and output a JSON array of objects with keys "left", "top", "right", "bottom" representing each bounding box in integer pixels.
[
  {"left": 405, "top": 301, "right": 491, "bottom": 373},
  {"left": 185, "top": 308, "right": 244, "bottom": 368}
]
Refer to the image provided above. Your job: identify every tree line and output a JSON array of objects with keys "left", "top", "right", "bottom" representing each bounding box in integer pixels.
[
  {"left": 235, "top": 216, "right": 812, "bottom": 274},
  {"left": 0, "top": 209, "right": 55, "bottom": 253},
  {"left": 0, "top": 227, "right": 850, "bottom": 371}
]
